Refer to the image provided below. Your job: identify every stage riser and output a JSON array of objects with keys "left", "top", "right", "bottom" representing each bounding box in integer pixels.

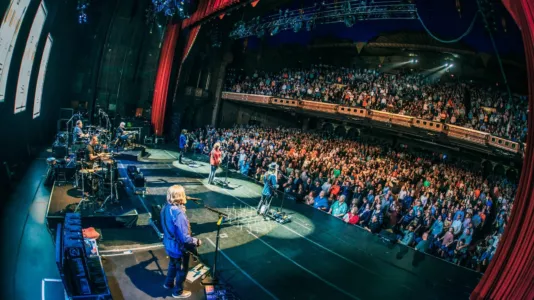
[
  {"left": 46, "top": 182, "right": 147, "bottom": 230},
  {"left": 47, "top": 215, "right": 140, "bottom": 231}
]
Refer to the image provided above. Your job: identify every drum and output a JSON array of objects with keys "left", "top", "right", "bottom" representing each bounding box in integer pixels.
[
  {"left": 79, "top": 169, "right": 95, "bottom": 175},
  {"left": 76, "top": 148, "right": 87, "bottom": 162},
  {"left": 100, "top": 159, "right": 118, "bottom": 181},
  {"left": 56, "top": 132, "right": 68, "bottom": 144},
  {"left": 78, "top": 169, "right": 100, "bottom": 196},
  {"left": 46, "top": 157, "right": 57, "bottom": 166}
]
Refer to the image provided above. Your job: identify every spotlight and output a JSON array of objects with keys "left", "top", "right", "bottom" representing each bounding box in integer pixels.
[
  {"left": 445, "top": 63, "right": 449, "bottom": 67},
  {"left": 450, "top": 64, "right": 454, "bottom": 67},
  {"left": 415, "top": 59, "right": 418, "bottom": 63},
  {"left": 410, "top": 59, "right": 414, "bottom": 63}
]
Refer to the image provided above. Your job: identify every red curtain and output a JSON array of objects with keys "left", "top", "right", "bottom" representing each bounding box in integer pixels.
[
  {"left": 182, "top": 0, "right": 239, "bottom": 28},
  {"left": 151, "top": 24, "right": 180, "bottom": 136},
  {"left": 472, "top": 1, "right": 534, "bottom": 299}
]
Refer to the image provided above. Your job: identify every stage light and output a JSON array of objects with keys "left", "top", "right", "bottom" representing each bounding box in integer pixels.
[
  {"left": 415, "top": 59, "right": 418, "bottom": 63},
  {"left": 151, "top": 0, "right": 190, "bottom": 19},
  {"left": 450, "top": 64, "right": 454, "bottom": 67},
  {"left": 445, "top": 63, "right": 450, "bottom": 67}
]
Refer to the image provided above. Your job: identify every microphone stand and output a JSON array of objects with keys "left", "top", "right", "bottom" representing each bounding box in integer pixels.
[
  {"left": 191, "top": 200, "right": 228, "bottom": 287},
  {"left": 277, "top": 171, "right": 290, "bottom": 215},
  {"left": 215, "top": 148, "right": 232, "bottom": 189}
]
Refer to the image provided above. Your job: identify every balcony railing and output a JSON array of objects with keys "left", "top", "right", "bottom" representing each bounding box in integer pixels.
[{"left": 222, "top": 92, "right": 523, "bottom": 154}]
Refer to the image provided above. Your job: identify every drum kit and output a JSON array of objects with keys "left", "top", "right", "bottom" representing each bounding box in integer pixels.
[
  {"left": 74, "top": 152, "right": 120, "bottom": 213},
  {"left": 48, "top": 111, "right": 144, "bottom": 213}
]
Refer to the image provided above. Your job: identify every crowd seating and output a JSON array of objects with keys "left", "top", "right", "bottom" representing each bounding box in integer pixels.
[
  {"left": 187, "top": 126, "right": 516, "bottom": 273},
  {"left": 225, "top": 65, "right": 528, "bottom": 143}
]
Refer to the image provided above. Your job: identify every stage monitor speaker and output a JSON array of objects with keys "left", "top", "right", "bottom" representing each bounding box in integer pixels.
[{"left": 57, "top": 119, "right": 70, "bottom": 132}]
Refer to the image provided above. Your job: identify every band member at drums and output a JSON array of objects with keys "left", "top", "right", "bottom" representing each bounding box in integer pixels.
[
  {"left": 86, "top": 136, "right": 105, "bottom": 166},
  {"left": 115, "top": 122, "right": 132, "bottom": 148},
  {"left": 161, "top": 185, "right": 201, "bottom": 298},
  {"left": 257, "top": 162, "right": 279, "bottom": 216},
  {"left": 208, "top": 143, "right": 222, "bottom": 185},
  {"left": 73, "top": 120, "right": 89, "bottom": 143},
  {"left": 178, "top": 129, "right": 187, "bottom": 164}
]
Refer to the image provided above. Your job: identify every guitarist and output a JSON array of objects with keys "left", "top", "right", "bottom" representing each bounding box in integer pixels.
[
  {"left": 257, "top": 162, "right": 279, "bottom": 216},
  {"left": 161, "top": 185, "right": 201, "bottom": 298},
  {"left": 208, "top": 143, "right": 222, "bottom": 185}
]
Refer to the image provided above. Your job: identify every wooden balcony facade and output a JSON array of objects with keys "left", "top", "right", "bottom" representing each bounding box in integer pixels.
[{"left": 222, "top": 92, "right": 523, "bottom": 154}]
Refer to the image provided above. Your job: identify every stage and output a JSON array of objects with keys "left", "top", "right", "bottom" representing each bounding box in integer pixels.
[{"left": 101, "top": 148, "right": 482, "bottom": 300}]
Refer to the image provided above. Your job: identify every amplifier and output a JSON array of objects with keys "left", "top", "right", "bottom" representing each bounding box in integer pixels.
[
  {"left": 127, "top": 165, "right": 138, "bottom": 179},
  {"left": 53, "top": 143, "right": 68, "bottom": 158},
  {"left": 133, "top": 174, "right": 145, "bottom": 188}
]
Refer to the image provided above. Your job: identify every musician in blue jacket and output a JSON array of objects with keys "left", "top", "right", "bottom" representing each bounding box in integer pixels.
[
  {"left": 257, "top": 162, "right": 279, "bottom": 215},
  {"left": 161, "top": 185, "right": 201, "bottom": 298},
  {"left": 178, "top": 129, "right": 187, "bottom": 164}
]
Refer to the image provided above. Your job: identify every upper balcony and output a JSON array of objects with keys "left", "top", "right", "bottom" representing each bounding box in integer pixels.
[{"left": 221, "top": 91, "right": 525, "bottom": 156}]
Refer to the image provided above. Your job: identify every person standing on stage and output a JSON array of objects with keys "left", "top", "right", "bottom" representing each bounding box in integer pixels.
[
  {"left": 257, "top": 162, "right": 279, "bottom": 215},
  {"left": 208, "top": 143, "right": 222, "bottom": 184},
  {"left": 178, "top": 129, "right": 187, "bottom": 164},
  {"left": 161, "top": 185, "right": 201, "bottom": 298}
]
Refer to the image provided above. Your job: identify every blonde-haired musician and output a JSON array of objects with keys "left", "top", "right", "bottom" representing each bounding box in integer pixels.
[
  {"left": 161, "top": 185, "right": 201, "bottom": 298},
  {"left": 208, "top": 143, "right": 222, "bottom": 184}
]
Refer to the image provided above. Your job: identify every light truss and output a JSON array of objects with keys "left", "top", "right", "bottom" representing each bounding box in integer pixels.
[{"left": 229, "top": 0, "right": 417, "bottom": 39}]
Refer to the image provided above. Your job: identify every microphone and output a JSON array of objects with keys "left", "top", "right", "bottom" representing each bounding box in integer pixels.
[{"left": 187, "top": 196, "right": 202, "bottom": 204}]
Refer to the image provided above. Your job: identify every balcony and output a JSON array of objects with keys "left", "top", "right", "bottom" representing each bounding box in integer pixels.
[{"left": 221, "top": 92, "right": 523, "bottom": 155}]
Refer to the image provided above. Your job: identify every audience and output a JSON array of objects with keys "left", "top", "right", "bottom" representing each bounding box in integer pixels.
[
  {"left": 186, "top": 125, "right": 518, "bottom": 272},
  {"left": 225, "top": 65, "right": 528, "bottom": 142}
]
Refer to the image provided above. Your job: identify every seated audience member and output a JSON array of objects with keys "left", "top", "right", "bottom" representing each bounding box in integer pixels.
[
  {"left": 437, "top": 228, "right": 455, "bottom": 257},
  {"left": 304, "top": 192, "right": 315, "bottom": 206},
  {"left": 358, "top": 203, "right": 372, "bottom": 226},
  {"left": 329, "top": 195, "right": 348, "bottom": 218},
  {"left": 451, "top": 215, "right": 463, "bottom": 236},
  {"left": 398, "top": 225, "right": 416, "bottom": 246},
  {"left": 365, "top": 215, "right": 382, "bottom": 234},
  {"left": 415, "top": 232, "right": 430, "bottom": 253},
  {"left": 313, "top": 191, "right": 329, "bottom": 211},
  {"left": 430, "top": 215, "right": 444, "bottom": 237},
  {"left": 343, "top": 207, "right": 360, "bottom": 225}
]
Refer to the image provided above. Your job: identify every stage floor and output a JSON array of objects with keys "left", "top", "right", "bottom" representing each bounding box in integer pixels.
[
  {"left": 103, "top": 248, "right": 208, "bottom": 300},
  {"left": 112, "top": 152, "right": 481, "bottom": 300},
  {"left": 46, "top": 180, "right": 160, "bottom": 250}
]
